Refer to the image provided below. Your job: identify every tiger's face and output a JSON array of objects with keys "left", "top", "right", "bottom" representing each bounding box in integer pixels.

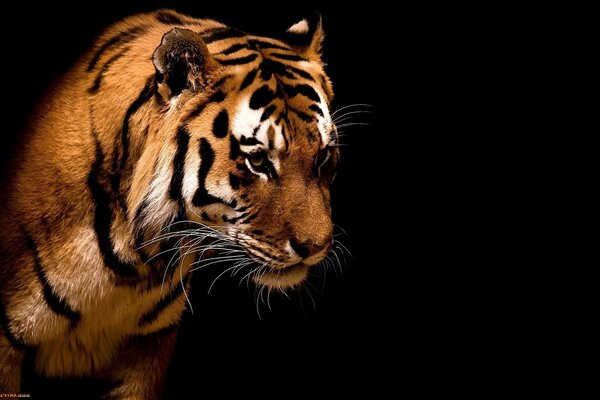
[
  {"left": 150, "top": 23, "right": 337, "bottom": 289},
  {"left": 188, "top": 75, "right": 337, "bottom": 288}
]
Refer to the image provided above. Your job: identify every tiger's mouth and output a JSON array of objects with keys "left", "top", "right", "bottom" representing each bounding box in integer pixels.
[
  {"left": 232, "top": 235, "right": 313, "bottom": 289},
  {"left": 252, "top": 262, "right": 311, "bottom": 290}
]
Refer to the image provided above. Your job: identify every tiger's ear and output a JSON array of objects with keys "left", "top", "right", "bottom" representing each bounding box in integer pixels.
[
  {"left": 283, "top": 13, "right": 324, "bottom": 60},
  {"left": 152, "top": 28, "right": 219, "bottom": 99}
]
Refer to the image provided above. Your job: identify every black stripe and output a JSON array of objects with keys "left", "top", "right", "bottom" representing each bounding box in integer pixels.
[
  {"left": 260, "top": 64, "right": 273, "bottom": 81},
  {"left": 268, "top": 52, "right": 307, "bottom": 62},
  {"left": 192, "top": 138, "right": 218, "bottom": 206},
  {"left": 260, "top": 58, "right": 287, "bottom": 80},
  {"left": 193, "top": 139, "right": 236, "bottom": 207},
  {"left": 276, "top": 110, "right": 287, "bottom": 125},
  {"left": 201, "top": 211, "right": 215, "bottom": 223},
  {"left": 213, "top": 74, "right": 233, "bottom": 89},
  {"left": 280, "top": 64, "right": 306, "bottom": 80},
  {"left": 268, "top": 130, "right": 275, "bottom": 150},
  {"left": 240, "top": 136, "right": 262, "bottom": 146},
  {"left": 185, "top": 89, "right": 227, "bottom": 122},
  {"left": 108, "top": 77, "right": 154, "bottom": 218},
  {"left": 212, "top": 110, "right": 229, "bottom": 138},
  {"left": 222, "top": 211, "right": 250, "bottom": 223},
  {"left": 0, "top": 297, "right": 25, "bottom": 350},
  {"left": 290, "top": 107, "right": 313, "bottom": 122},
  {"left": 138, "top": 278, "right": 188, "bottom": 327},
  {"left": 287, "top": 66, "right": 315, "bottom": 81},
  {"left": 220, "top": 43, "right": 248, "bottom": 55},
  {"left": 260, "top": 58, "right": 314, "bottom": 81},
  {"left": 240, "top": 212, "right": 258, "bottom": 224},
  {"left": 208, "top": 90, "right": 226, "bottom": 103},
  {"left": 25, "top": 236, "right": 80, "bottom": 327},
  {"left": 169, "top": 127, "right": 190, "bottom": 201},
  {"left": 88, "top": 47, "right": 128, "bottom": 94},
  {"left": 202, "top": 27, "right": 245, "bottom": 44},
  {"left": 295, "top": 84, "right": 321, "bottom": 102},
  {"left": 283, "top": 83, "right": 321, "bottom": 103},
  {"left": 276, "top": 84, "right": 285, "bottom": 99},
  {"left": 216, "top": 53, "right": 258, "bottom": 66},
  {"left": 186, "top": 102, "right": 208, "bottom": 121},
  {"left": 260, "top": 104, "right": 277, "bottom": 121},
  {"left": 198, "top": 27, "right": 225, "bottom": 36},
  {"left": 309, "top": 104, "right": 324, "bottom": 117},
  {"left": 229, "top": 173, "right": 240, "bottom": 190},
  {"left": 249, "top": 39, "right": 291, "bottom": 51},
  {"left": 88, "top": 135, "right": 139, "bottom": 279},
  {"left": 87, "top": 26, "right": 147, "bottom": 72},
  {"left": 229, "top": 134, "right": 241, "bottom": 160},
  {"left": 116, "top": 76, "right": 155, "bottom": 173},
  {"left": 156, "top": 11, "right": 184, "bottom": 25},
  {"left": 239, "top": 69, "right": 258, "bottom": 91},
  {"left": 249, "top": 85, "right": 276, "bottom": 110},
  {"left": 144, "top": 322, "right": 179, "bottom": 337}
]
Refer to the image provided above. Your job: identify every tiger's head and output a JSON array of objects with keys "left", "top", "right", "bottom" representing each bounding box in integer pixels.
[{"left": 136, "top": 17, "right": 338, "bottom": 290}]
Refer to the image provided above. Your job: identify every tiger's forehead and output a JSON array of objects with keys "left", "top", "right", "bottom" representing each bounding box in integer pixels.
[
  {"left": 230, "top": 86, "right": 332, "bottom": 154},
  {"left": 208, "top": 37, "right": 333, "bottom": 152}
]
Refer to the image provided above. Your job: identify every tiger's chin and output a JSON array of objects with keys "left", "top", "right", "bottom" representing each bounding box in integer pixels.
[{"left": 252, "top": 263, "right": 311, "bottom": 290}]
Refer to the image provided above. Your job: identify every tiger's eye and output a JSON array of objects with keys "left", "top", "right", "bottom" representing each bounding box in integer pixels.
[{"left": 249, "top": 152, "right": 265, "bottom": 168}]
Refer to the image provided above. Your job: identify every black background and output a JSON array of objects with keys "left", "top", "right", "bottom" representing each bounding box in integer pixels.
[{"left": 0, "top": 1, "right": 576, "bottom": 397}]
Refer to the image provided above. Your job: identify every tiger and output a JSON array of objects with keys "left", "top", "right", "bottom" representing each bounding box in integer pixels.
[{"left": 0, "top": 8, "right": 339, "bottom": 398}]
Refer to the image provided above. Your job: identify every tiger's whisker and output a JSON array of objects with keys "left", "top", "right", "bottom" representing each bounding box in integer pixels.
[{"left": 331, "top": 103, "right": 375, "bottom": 117}]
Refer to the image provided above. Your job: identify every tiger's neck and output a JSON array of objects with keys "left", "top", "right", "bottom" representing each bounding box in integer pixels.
[{"left": 86, "top": 75, "right": 186, "bottom": 285}]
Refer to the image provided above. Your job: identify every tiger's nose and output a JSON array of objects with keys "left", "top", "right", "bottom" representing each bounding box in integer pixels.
[{"left": 289, "top": 237, "right": 328, "bottom": 259}]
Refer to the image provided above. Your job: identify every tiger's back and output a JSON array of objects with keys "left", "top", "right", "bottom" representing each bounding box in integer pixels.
[{"left": 1, "top": 9, "right": 337, "bottom": 397}]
